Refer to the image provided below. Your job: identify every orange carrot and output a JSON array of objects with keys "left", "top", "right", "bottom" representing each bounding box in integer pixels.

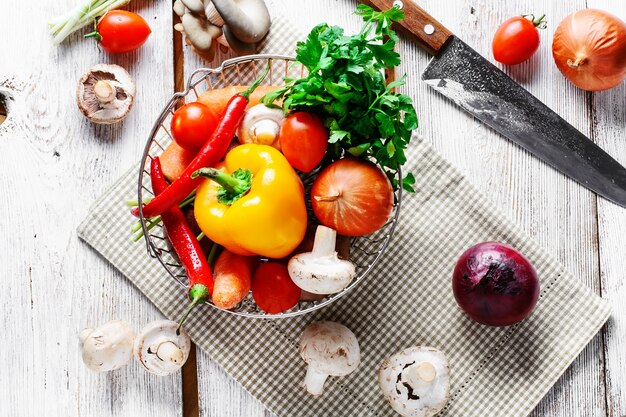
[
  {"left": 197, "top": 85, "right": 281, "bottom": 117},
  {"left": 212, "top": 250, "right": 258, "bottom": 310},
  {"left": 160, "top": 141, "right": 197, "bottom": 182}
]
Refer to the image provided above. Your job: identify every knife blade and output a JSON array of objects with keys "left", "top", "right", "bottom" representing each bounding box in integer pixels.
[{"left": 361, "top": 0, "right": 626, "bottom": 207}]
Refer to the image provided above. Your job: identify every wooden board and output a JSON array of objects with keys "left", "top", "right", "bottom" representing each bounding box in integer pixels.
[{"left": 1, "top": 1, "right": 624, "bottom": 416}]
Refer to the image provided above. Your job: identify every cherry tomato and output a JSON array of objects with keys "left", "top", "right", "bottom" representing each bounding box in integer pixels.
[
  {"left": 92, "top": 10, "right": 151, "bottom": 54},
  {"left": 170, "top": 102, "right": 220, "bottom": 152},
  {"left": 252, "top": 263, "right": 301, "bottom": 314},
  {"left": 492, "top": 15, "right": 545, "bottom": 65},
  {"left": 279, "top": 112, "right": 328, "bottom": 172}
]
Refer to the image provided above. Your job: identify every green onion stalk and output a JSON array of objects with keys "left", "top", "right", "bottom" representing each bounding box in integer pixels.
[{"left": 49, "top": 0, "right": 130, "bottom": 44}]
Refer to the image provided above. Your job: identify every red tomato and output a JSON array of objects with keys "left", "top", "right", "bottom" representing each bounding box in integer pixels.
[
  {"left": 170, "top": 102, "right": 220, "bottom": 152},
  {"left": 94, "top": 10, "right": 151, "bottom": 54},
  {"left": 279, "top": 112, "right": 328, "bottom": 172},
  {"left": 492, "top": 15, "right": 544, "bottom": 65},
  {"left": 252, "top": 263, "right": 301, "bottom": 314}
]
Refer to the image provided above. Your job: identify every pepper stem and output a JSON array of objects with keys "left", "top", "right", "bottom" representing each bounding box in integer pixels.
[
  {"left": 240, "top": 64, "right": 270, "bottom": 100},
  {"left": 176, "top": 284, "right": 209, "bottom": 335},
  {"left": 192, "top": 168, "right": 253, "bottom": 205}
]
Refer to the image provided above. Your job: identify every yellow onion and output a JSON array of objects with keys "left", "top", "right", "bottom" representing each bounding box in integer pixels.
[{"left": 552, "top": 9, "right": 626, "bottom": 91}]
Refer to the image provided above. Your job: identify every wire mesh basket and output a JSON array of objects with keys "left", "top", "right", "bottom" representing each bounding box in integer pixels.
[{"left": 137, "top": 54, "right": 402, "bottom": 318}]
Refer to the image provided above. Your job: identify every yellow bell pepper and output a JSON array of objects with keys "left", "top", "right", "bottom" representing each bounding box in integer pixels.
[{"left": 193, "top": 144, "right": 307, "bottom": 258}]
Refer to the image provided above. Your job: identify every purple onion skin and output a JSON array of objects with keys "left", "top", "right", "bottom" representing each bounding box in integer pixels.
[{"left": 452, "top": 242, "right": 540, "bottom": 326}]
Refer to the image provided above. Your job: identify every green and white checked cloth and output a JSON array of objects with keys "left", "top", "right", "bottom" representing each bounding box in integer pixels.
[{"left": 78, "top": 16, "right": 610, "bottom": 417}]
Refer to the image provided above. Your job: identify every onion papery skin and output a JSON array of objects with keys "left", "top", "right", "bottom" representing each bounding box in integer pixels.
[
  {"left": 311, "top": 159, "right": 393, "bottom": 237},
  {"left": 552, "top": 9, "right": 626, "bottom": 91}
]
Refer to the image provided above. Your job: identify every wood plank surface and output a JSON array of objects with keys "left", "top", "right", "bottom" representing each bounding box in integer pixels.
[
  {"left": 591, "top": 1, "right": 626, "bottom": 416},
  {"left": 0, "top": 0, "right": 624, "bottom": 416},
  {"left": 0, "top": 1, "right": 182, "bottom": 416}
]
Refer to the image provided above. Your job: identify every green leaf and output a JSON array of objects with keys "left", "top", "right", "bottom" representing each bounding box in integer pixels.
[
  {"left": 347, "top": 142, "right": 371, "bottom": 157},
  {"left": 402, "top": 173, "right": 416, "bottom": 192},
  {"left": 366, "top": 42, "right": 401, "bottom": 68},
  {"left": 271, "top": 4, "right": 418, "bottom": 192},
  {"left": 329, "top": 130, "right": 350, "bottom": 144},
  {"left": 386, "top": 140, "right": 396, "bottom": 158}
]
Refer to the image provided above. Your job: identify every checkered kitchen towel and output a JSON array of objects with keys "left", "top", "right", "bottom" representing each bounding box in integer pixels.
[{"left": 78, "top": 16, "right": 610, "bottom": 417}]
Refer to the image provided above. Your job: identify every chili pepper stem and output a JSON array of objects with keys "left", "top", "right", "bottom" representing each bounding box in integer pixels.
[
  {"left": 176, "top": 283, "right": 209, "bottom": 335},
  {"left": 240, "top": 64, "right": 270, "bottom": 100},
  {"left": 207, "top": 242, "right": 221, "bottom": 268}
]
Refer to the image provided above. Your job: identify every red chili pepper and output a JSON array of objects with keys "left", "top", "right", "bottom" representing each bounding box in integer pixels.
[
  {"left": 133, "top": 66, "right": 270, "bottom": 219},
  {"left": 150, "top": 157, "right": 213, "bottom": 332}
]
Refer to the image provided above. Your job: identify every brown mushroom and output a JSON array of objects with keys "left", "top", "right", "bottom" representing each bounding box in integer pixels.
[
  {"left": 76, "top": 64, "right": 135, "bottom": 124},
  {"left": 174, "top": 0, "right": 271, "bottom": 60}
]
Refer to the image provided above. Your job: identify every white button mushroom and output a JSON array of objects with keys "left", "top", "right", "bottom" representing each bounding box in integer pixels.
[
  {"left": 288, "top": 225, "right": 356, "bottom": 294},
  {"left": 378, "top": 346, "right": 451, "bottom": 417},
  {"left": 237, "top": 104, "right": 285, "bottom": 149},
  {"left": 76, "top": 64, "right": 135, "bottom": 124},
  {"left": 134, "top": 320, "right": 191, "bottom": 376},
  {"left": 299, "top": 321, "right": 360, "bottom": 396},
  {"left": 79, "top": 320, "right": 135, "bottom": 372}
]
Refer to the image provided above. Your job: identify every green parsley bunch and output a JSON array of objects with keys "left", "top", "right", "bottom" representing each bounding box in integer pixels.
[{"left": 262, "top": 5, "right": 418, "bottom": 191}]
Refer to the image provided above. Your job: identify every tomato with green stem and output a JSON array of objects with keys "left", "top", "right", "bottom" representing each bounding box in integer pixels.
[
  {"left": 279, "top": 112, "right": 328, "bottom": 173},
  {"left": 492, "top": 14, "right": 546, "bottom": 65},
  {"left": 252, "top": 263, "right": 301, "bottom": 314},
  {"left": 170, "top": 102, "right": 220, "bottom": 152},
  {"left": 86, "top": 10, "right": 151, "bottom": 54}
]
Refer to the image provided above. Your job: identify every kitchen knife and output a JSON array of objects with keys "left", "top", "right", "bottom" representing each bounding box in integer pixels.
[{"left": 360, "top": 0, "right": 626, "bottom": 207}]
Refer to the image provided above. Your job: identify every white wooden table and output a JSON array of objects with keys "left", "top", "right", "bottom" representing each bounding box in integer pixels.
[{"left": 1, "top": 0, "right": 624, "bottom": 416}]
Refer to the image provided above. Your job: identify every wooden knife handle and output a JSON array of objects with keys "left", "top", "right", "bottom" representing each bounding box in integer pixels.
[{"left": 360, "top": 0, "right": 453, "bottom": 55}]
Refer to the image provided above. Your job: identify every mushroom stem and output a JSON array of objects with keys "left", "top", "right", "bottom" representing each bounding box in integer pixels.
[
  {"left": 304, "top": 366, "right": 330, "bottom": 396},
  {"left": 176, "top": 283, "right": 209, "bottom": 335},
  {"left": 94, "top": 80, "right": 116, "bottom": 104},
  {"left": 405, "top": 362, "right": 437, "bottom": 386},
  {"left": 155, "top": 341, "right": 185, "bottom": 364},
  {"left": 311, "top": 226, "right": 337, "bottom": 257}
]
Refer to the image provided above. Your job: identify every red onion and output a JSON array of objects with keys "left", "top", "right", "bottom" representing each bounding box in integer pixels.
[{"left": 452, "top": 242, "right": 540, "bottom": 326}]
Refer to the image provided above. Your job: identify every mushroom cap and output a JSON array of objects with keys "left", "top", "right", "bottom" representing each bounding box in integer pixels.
[
  {"left": 80, "top": 320, "right": 135, "bottom": 372},
  {"left": 288, "top": 253, "right": 356, "bottom": 295},
  {"left": 212, "top": 0, "right": 271, "bottom": 44},
  {"left": 134, "top": 320, "right": 191, "bottom": 376},
  {"left": 76, "top": 64, "right": 135, "bottom": 124},
  {"left": 300, "top": 321, "right": 360, "bottom": 377},
  {"left": 378, "top": 346, "right": 451, "bottom": 417},
  {"left": 237, "top": 104, "right": 284, "bottom": 149}
]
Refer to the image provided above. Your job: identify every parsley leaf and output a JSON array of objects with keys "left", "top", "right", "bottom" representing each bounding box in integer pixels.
[{"left": 261, "top": 5, "right": 418, "bottom": 191}]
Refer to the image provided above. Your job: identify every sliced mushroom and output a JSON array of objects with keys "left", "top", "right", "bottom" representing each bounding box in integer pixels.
[
  {"left": 288, "top": 226, "right": 356, "bottom": 294},
  {"left": 378, "top": 346, "right": 451, "bottom": 417},
  {"left": 80, "top": 320, "right": 135, "bottom": 372},
  {"left": 134, "top": 320, "right": 191, "bottom": 376},
  {"left": 76, "top": 64, "right": 135, "bottom": 124},
  {"left": 211, "top": 0, "right": 271, "bottom": 44},
  {"left": 237, "top": 104, "right": 285, "bottom": 149},
  {"left": 299, "top": 321, "right": 360, "bottom": 396}
]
